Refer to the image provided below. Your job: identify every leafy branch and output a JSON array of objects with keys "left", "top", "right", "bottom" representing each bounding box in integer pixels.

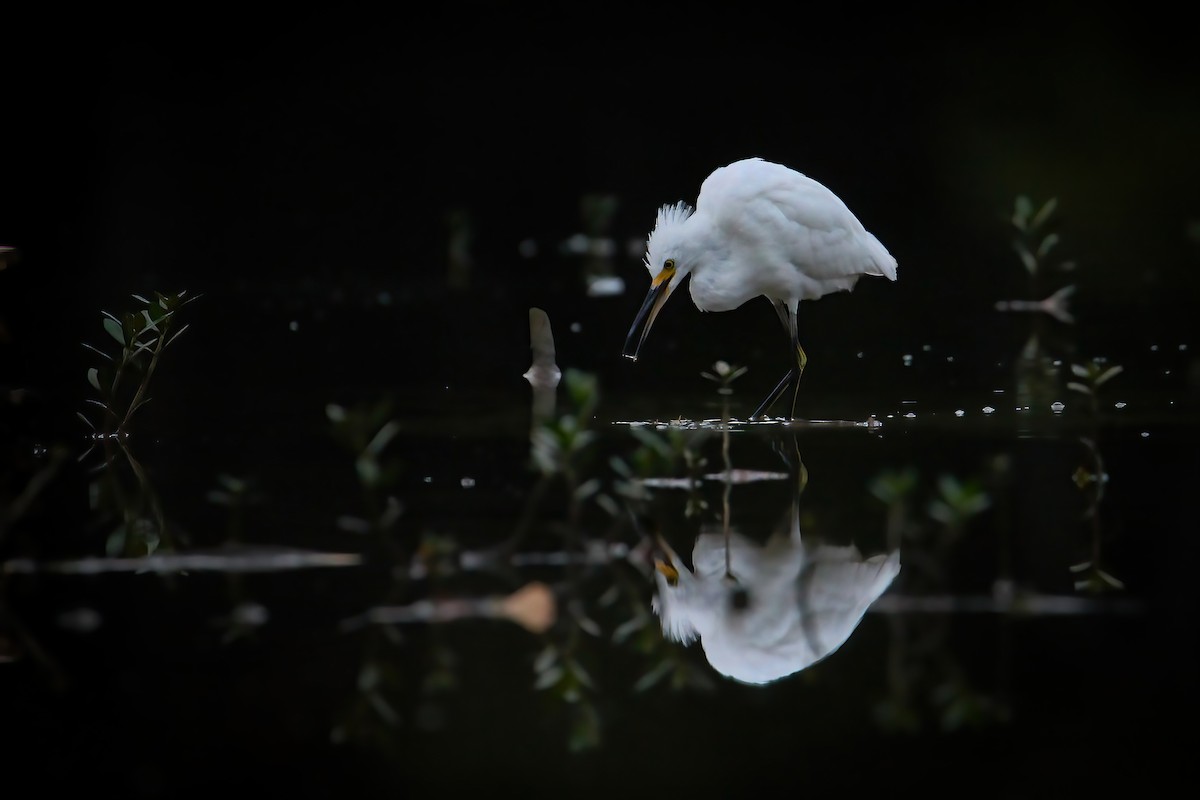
[
  {"left": 79, "top": 290, "right": 196, "bottom": 440},
  {"left": 77, "top": 290, "right": 196, "bottom": 556}
]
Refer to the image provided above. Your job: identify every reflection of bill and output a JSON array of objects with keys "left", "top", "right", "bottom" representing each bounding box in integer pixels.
[{"left": 652, "top": 501, "right": 900, "bottom": 686}]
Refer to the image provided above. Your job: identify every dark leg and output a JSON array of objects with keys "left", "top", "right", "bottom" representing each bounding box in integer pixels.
[
  {"left": 788, "top": 340, "right": 807, "bottom": 419},
  {"left": 750, "top": 368, "right": 793, "bottom": 420},
  {"left": 767, "top": 430, "right": 810, "bottom": 506},
  {"left": 782, "top": 303, "right": 807, "bottom": 420},
  {"left": 750, "top": 302, "right": 806, "bottom": 420}
]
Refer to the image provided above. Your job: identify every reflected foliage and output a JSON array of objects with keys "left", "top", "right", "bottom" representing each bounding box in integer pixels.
[
  {"left": 1008, "top": 196, "right": 1126, "bottom": 593},
  {"left": 869, "top": 463, "right": 1009, "bottom": 733},
  {"left": 79, "top": 291, "right": 197, "bottom": 558}
]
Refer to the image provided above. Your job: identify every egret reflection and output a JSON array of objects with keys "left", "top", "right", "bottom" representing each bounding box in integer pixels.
[{"left": 651, "top": 495, "right": 900, "bottom": 686}]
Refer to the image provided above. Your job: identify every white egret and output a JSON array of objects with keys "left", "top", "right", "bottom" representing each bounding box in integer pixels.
[
  {"left": 623, "top": 157, "right": 897, "bottom": 419},
  {"left": 652, "top": 501, "right": 900, "bottom": 685}
]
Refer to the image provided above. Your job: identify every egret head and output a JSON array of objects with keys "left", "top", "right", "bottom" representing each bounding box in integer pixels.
[
  {"left": 650, "top": 533, "right": 707, "bottom": 646},
  {"left": 622, "top": 202, "right": 695, "bottom": 360}
]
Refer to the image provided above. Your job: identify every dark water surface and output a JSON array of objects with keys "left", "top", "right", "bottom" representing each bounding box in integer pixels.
[{"left": 3, "top": 275, "right": 1198, "bottom": 798}]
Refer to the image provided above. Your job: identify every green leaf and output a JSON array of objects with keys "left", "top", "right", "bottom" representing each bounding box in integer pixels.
[
  {"left": 1012, "top": 195, "right": 1033, "bottom": 229},
  {"left": 106, "top": 526, "right": 127, "bottom": 556},
  {"left": 1094, "top": 365, "right": 1124, "bottom": 387},
  {"left": 365, "top": 692, "right": 401, "bottom": 726},
  {"left": 357, "top": 662, "right": 381, "bottom": 692},
  {"left": 356, "top": 456, "right": 381, "bottom": 486},
  {"left": 1013, "top": 243, "right": 1038, "bottom": 274},
  {"left": 573, "top": 478, "right": 601, "bottom": 500},
  {"left": 365, "top": 420, "right": 401, "bottom": 457},
  {"left": 568, "top": 659, "right": 596, "bottom": 689},
  {"left": 216, "top": 474, "right": 244, "bottom": 492},
  {"left": 608, "top": 456, "right": 632, "bottom": 478},
  {"left": 1096, "top": 569, "right": 1125, "bottom": 590},
  {"left": 612, "top": 616, "right": 646, "bottom": 644},
  {"left": 534, "top": 665, "right": 563, "bottom": 690},
  {"left": 575, "top": 614, "right": 602, "bottom": 637},
  {"left": 533, "top": 645, "right": 558, "bottom": 674},
  {"left": 593, "top": 493, "right": 619, "bottom": 517},
  {"left": 633, "top": 660, "right": 674, "bottom": 692},
  {"left": 1030, "top": 197, "right": 1059, "bottom": 230},
  {"left": 103, "top": 317, "right": 125, "bottom": 345},
  {"left": 87, "top": 367, "right": 101, "bottom": 391},
  {"left": 1036, "top": 232, "right": 1060, "bottom": 259},
  {"left": 567, "top": 702, "right": 601, "bottom": 753}
]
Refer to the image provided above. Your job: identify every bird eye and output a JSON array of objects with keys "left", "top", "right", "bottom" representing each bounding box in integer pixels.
[{"left": 663, "top": 259, "right": 676, "bottom": 272}]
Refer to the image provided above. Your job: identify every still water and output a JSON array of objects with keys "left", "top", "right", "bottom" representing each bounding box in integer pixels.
[{"left": 2, "top": 241, "right": 1198, "bottom": 798}]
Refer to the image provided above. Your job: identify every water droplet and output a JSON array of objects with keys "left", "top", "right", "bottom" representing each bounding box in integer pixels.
[
  {"left": 1051, "top": 401, "right": 1065, "bottom": 412},
  {"left": 904, "top": 412, "right": 916, "bottom": 418},
  {"left": 856, "top": 351, "right": 864, "bottom": 359},
  {"left": 1150, "top": 344, "right": 1159, "bottom": 352},
  {"left": 460, "top": 477, "right": 476, "bottom": 488},
  {"left": 922, "top": 344, "right": 932, "bottom": 352},
  {"left": 902, "top": 354, "right": 913, "bottom": 366},
  {"left": 1114, "top": 402, "right": 1127, "bottom": 409},
  {"left": 983, "top": 406, "right": 995, "bottom": 414},
  {"left": 423, "top": 476, "right": 433, "bottom": 484},
  {"left": 1141, "top": 431, "right": 1150, "bottom": 438},
  {"left": 992, "top": 389, "right": 1005, "bottom": 394},
  {"left": 954, "top": 409, "right": 965, "bottom": 417},
  {"left": 570, "top": 322, "right": 582, "bottom": 333},
  {"left": 288, "top": 320, "right": 299, "bottom": 332},
  {"left": 32, "top": 444, "right": 47, "bottom": 458},
  {"left": 946, "top": 356, "right": 955, "bottom": 363},
  {"left": 1180, "top": 344, "right": 1189, "bottom": 352}
]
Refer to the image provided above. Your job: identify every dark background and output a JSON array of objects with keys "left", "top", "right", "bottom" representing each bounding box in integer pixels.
[
  {"left": 3, "top": 8, "right": 1200, "bottom": 798},
  {"left": 5, "top": 9, "right": 1200, "bottom": 402}
]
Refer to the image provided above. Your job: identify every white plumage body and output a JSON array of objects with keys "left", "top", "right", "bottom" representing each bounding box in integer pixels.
[
  {"left": 646, "top": 157, "right": 897, "bottom": 314},
  {"left": 652, "top": 510, "right": 901, "bottom": 686}
]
